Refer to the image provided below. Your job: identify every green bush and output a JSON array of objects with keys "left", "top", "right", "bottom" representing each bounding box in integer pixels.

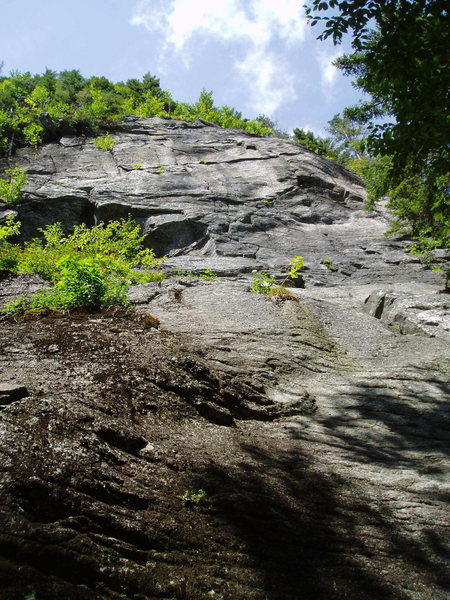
[
  {"left": 178, "top": 489, "right": 206, "bottom": 503},
  {"left": 0, "top": 165, "right": 27, "bottom": 204},
  {"left": 172, "top": 267, "right": 217, "bottom": 280},
  {"left": 321, "top": 257, "right": 338, "bottom": 272},
  {"left": 56, "top": 256, "right": 107, "bottom": 309},
  {"left": 249, "top": 271, "right": 277, "bottom": 294},
  {"left": 288, "top": 255, "right": 304, "bottom": 279},
  {"left": 199, "top": 269, "right": 217, "bottom": 280},
  {"left": 250, "top": 256, "right": 305, "bottom": 297},
  {"left": 0, "top": 70, "right": 272, "bottom": 159},
  {"left": 0, "top": 214, "right": 21, "bottom": 269},
  {"left": 1, "top": 217, "right": 166, "bottom": 314},
  {"left": 249, "top": 272, "right": 299, "bottom": 301},
  {"left": 0, "top": 214, "right": 21, "bottom": 241},
  {"left": 93, "top": 133, "right": 117, "bottom": 151}
]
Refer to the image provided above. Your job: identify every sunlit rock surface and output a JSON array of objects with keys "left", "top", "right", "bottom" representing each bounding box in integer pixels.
[{"left": 0, "top": 118, "right": 448, "bottom": 600}]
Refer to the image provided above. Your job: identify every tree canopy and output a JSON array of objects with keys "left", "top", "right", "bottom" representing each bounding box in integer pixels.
[
  {"left": 293, "top": 113, "right": 365, "bottom": 167},
  {"left": 293, "top": 128, "right": 336, "bottom": 158},
  {"left": 305, "top": 1, "right": 449, "bottom": 178},
  {"left": 305, "top": 0, "right": 449, "bottom": 271},
  {"left": 0, "top": 70, "right": 271, "bottom": 157}
]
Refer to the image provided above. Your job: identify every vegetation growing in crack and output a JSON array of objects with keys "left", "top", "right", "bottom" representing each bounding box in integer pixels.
[
  {"left": 288, "top": 255, "right": 305, "bottom": 280},
  {"left": 249, "top": 272, "right": 299, "bottom": 302},
  {"left": 199, "top": 269, "right": 217, "bottom": 281},
  {"left": 178, "top": 489, "right": 207, "bottom": 504},
  {"left": 250, "top": 257, "right": 304, "bottom": 301},
  {"left": 93, "top": 132, "right": 117, "bottom": 151},
  {"left": 172, "top": 268, "right": 218, "bottom": 280},
  {"left": 1, "top": 217, "right": 165, "bottom": 314},
  {"left": 321, "top": 257, "right": 338, "bottom": 272},
  {"left": 249, "top": 272, "right": 277, "bottom": 294}
]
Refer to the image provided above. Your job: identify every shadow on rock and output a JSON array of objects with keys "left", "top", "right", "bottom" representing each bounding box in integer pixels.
[{"left": 199, "top": 441, "right": 413, "bottom": 600}]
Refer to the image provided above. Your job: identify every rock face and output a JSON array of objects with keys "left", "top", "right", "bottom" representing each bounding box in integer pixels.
[
  {"left": 364, "top": 289, "right": 450, "bottom": 339},
  {"left": 0, "top": 118, "right": 449, "bottom": 600}
]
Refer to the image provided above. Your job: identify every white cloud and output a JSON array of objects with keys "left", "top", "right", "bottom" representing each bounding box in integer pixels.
[
  {"left": 130, "top": 0, "right": 306, "bottom": 114},
  {"left": 235, "top": 48, "right": 296, "bottom": 115},
  {"left": 317, "top": 48, "right": 343, "bottom": 90},
  {"left": 299, "top": 123, "right": 328, "bottom": 138}
]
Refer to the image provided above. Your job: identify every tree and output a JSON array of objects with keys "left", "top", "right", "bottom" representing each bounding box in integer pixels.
[
  {"left": 293, "top": 119, "right": 366, "bottom": 165},
  {"left": 141, "top": 73, "right": 162, "bottom": 98},
  {"left": 54, "top": 70, "right": 85, "bottom": 104},
  {"left": 293, "top": 128, "right": 336, "bottom": 158},
  {"left": 304, "top": 1, "right": 449, "bottom": 178},
  {"left": 305, "top": 0, "right": 449, "bottom": 268},
  {"left": 326, "top": 113, "right": 365, "bottom": 161},
  {"left": 256, "top": 115, "right": 290, "bottom": 139},
  {"left": 0, "top": 70, "right": 273, "bottom": 157}
]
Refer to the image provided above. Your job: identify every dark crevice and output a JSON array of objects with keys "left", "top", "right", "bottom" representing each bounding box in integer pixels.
[{"left": 96, "top": 428, "right": 147, "bottom": 456}]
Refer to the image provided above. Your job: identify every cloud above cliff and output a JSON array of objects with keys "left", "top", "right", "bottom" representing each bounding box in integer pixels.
[
  {"left": 317, "top": 47, "right": 343, "bottom": 89},
  {"left": 0, "top": 0, "right": 361, "bottom": 140},
  {"left": 130, "top": 0, "right": 306, "bottom": 115}
]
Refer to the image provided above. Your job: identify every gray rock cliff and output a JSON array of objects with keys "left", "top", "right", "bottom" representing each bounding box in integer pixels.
[{"left": 0, "top": 118, "right": 449, "bottom": 600}]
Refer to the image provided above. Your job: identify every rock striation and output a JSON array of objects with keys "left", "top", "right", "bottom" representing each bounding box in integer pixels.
[{"left": 0, "top": 118, "right": 449, "bottom": 600}]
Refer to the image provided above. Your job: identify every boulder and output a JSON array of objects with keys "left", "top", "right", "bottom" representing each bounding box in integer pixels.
[{"left": 364, "top": 289, "right": 450, "bottom": 340}]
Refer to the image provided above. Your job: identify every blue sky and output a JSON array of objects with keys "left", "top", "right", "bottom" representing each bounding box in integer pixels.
[{"left": 0, "top": 0, "right": 365, "bottom": 135}]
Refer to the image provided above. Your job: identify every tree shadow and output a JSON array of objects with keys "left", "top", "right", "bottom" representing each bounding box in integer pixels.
[
  {"left": 200, "top": 445, "right": 399, "bottom": 599},
  {"left": 197, "top": 374, "right": 450, "bottom": 599},
  {"left": 310, "top": 375, "right": 450, "bottom": 466}
]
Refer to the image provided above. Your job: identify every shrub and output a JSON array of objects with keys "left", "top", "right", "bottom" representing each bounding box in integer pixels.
[
  {"left": 250, "top": 255, "right": 305, "bottom": 298},
  {"left": 178, "top": 489, "right": 207, "bottom": 503},
  {"left": 199, "top": 269, "right": 217, "bottom": 280},
  {"left": 249, "top": 271, "right": 277, "bottom": 294},
  {"left": 321, "top": 257, "right": 338, "bottom": 272},
  {"left": 135, "top": 93, "right": 168, "bottom": 118},
  {"left": 2, "top": 217, "right": 166, "bottom": 314},
  {"left": 173, "top": 268, "right": 195, "bottom": 277},
  {"left": 93, "top": 133, "right": 117, "bottom": 151},
  {"left": 56, "top": 256, "right": 107, "bottom": 309},
  {"left": 0, "top": 165, "right": 28, "bottom": 204},
  {"left": 249, "top": 273, "right": 299, "bottom": 302},
  {"left": 288, "top": 255, "right": 304, "bottom": 279},
  {"left": 0, "top": 214, "right": 21, "bottom": 241},
  {"left": 0, "top": 214, "right": 21, "bottom": 270},
  {"left": 172, "top": 267, "right": 217, "bottom": 280}
]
